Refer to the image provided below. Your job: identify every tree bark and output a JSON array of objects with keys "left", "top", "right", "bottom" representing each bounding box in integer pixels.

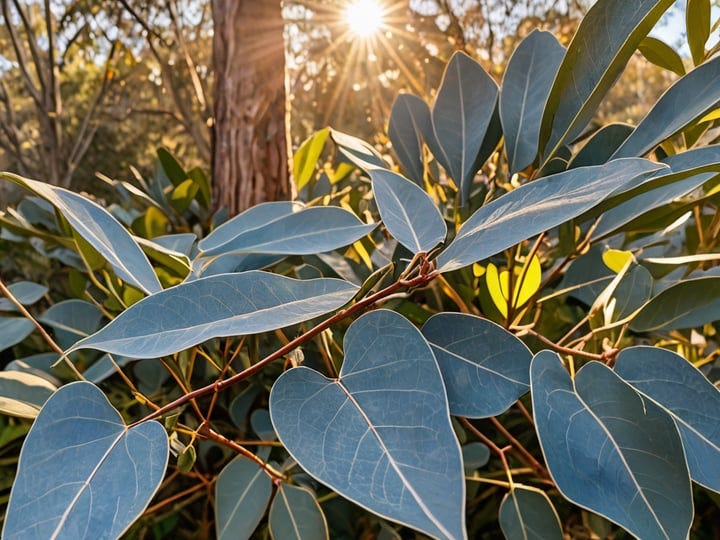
[{"left": 211, "top": 0, "right": 291, "bottom": 216}]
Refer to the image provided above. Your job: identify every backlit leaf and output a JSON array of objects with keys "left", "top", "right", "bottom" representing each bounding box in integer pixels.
[
  {"left": 294, "top": 128, "right": 330, "bottom": 191},
  {"left": 388, "top": 94, "right": 427, "bottom": 184},
  {"left": 0, "top": 371, "right": 56, "bottom": 419}
]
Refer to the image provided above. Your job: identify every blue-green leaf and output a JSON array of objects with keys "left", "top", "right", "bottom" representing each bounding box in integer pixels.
[
  {"left": 370, "top": 169, "right": 446, "bottom": 253},
  {"left": 0, "top": 371, "right": 56, "bottom": 419},
  {"left": 199, "top": 201, "right": 304, "bottom": 253},
  {"left": 501, "top": 30, "right": 565, "bottom": 174},
  {"left": 592, "top": 145, "right": 720, "bottom": 237},
  {"left": 270, "top": 310, "right": 466, "bottom": 540},
  {"left": 630, "top": 276, "right": 720, "bottom": 331},
  {"left": 421, "top": 313, "right": 531, "bottom": 418},
  {"left": 388, "top": 94, "right": 427, "bottom": 184},
  {"left": 568, "top": 123, "right": 633, "bottom": 168},
  {"left": 1, "top": 172, "right": 162, "bottom": 294},
  {"left": 215, "top": 455, "right": 272, "bottom": 540},
  {"left": 68, "top": 272, "right": 358, "bottom": 358},
  {"left": 615, "top": 346, "right": 720, "bottom": 492},
  {"left": 199, "top": 204, "right": 374, "bottom": 257},
  {"left": 540, "top": 0, "right": 675, "bottom": 160},
  {"left": 499, "top": 486, "right": 563, "bottom": 540},
  {"left": 432, "top": 51, "right": 499, "bottom": 205},
  {"left": 462, "top": 442, "right": 490, "bottom": 472},
  {"left": 0, "top": 318, "right": 35, "bottom": 352},
  {"left": 3, "top": 381, "right": 168, "bottom": 539},
  {"left": 269, "top": 484, "right": 329, "bottom": 540},
  {"left": 437, "top": 159, "right": 664, "bottom": 272},
  {"left": 0, "top": 281, "right": 47, "bottom": 312},
  {"left": 612, "top": 55, "right": 720, "bottom": 158},
  {"left": 531, "top": 352, "right": 692, "bottom": 539},
  {"left": 38, "top": 299, "right": 105, "bottom": 349}
]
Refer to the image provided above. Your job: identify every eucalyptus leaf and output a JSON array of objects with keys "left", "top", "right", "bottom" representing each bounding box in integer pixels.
[
  {"left": 499, "top": 486, "right": 563, "bottom": 540},
  {"left": 531, "top": 352, "right": 692, "bottom": 539},
  {"left": 567, "top": 123, "right": 633, "bottom": 168},
  {"left": 0, "top": 371, "right": 56, "bottom": 419},
  {"left": 3, "top": 381, "right": 168, "bottom": 539},
  {"left": 0, "top": 172, "right": 162, "bottom": 295},
  {"left": 638, "top": 36, "right": 686, "bottom": 75},
  {"left": 0, "top": 318, "right": 35, "bottom": 352},
  {"left": 437, "top": 159, "right": 664, "bottom": 272},
  {"left": 501, "top": 30, "right": 565, "bottom": 174},
  {"left": 421, "top": 313, "right": 531, "bottom": 418},
  {"left": 432, "top": 51, "right": 498, "bottom": 204},
  {"left": 68, "top": 272, "right": 358, "bottom": 358},
  {"left": 540, "top": 0, "right": 674, "bottom": 160},
  {"left": 388, "top": 94, "right": 427, "bottom": 184},
  {"left": 270, "top": 310, "right": 466, "bottom": 540},
  {"left": 631, "top": 276, "right": 720, "bottom": 331},
  {"left": 38, "top": 299, "right": 104, "bottom": 350},
  {"left": 615, "top": 346, "right": 720, "bottom": 492},
  {"left": 200, "top": 205, "right": 374, "bottom": 257},
  {"left": 612, "top": 55, "right": 720, "bottom": 158},
  {"left": 0, "top": 281, "right": 47, "bottom": 312},
  {"left": 269, "top": 484, "right": 329, "bottom": 540},
  {"left": 215, "top": 455, "right": 272, "bottom": 540},
  {"left": 370, "top": 169, "right": 446, "bottom": 253}
]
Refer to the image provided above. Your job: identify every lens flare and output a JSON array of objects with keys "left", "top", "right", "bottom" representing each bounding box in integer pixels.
[{"left": 344, "top": 0, "right": 384, "bottom": 38}]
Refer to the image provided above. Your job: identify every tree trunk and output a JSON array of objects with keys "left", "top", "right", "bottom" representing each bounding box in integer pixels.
[{"left": 211, "top": 0, "right": 291, "bottom": 216}]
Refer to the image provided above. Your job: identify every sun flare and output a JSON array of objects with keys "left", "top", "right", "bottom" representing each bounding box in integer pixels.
[{"left": 344, "top": 0, "right": 385, "bottom": 39}]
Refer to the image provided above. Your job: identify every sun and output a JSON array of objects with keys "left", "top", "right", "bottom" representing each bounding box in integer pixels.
[{"left": 344, "top": 0, "right": 385, "bottom": 39}]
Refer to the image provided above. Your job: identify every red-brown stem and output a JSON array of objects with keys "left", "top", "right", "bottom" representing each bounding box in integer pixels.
[
  {"left": 522, "top": 328, "right": 605, "bottom": 361},
  {"left": 197, "top": 424, "right": 285, "bottom": 481},
  {"left": 489, "top": 417, "right": 550, "bottom": 480},
  {"left": 144, "top": 482, "right": 207, "bottom": 516},
  {"left": 133, "top": 270, "right": 438, "bottom": 427}
]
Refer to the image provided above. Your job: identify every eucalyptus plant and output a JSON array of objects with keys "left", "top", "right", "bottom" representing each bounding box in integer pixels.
[{"left": 1, "top": 0, "right": 720, "bottom": 538}]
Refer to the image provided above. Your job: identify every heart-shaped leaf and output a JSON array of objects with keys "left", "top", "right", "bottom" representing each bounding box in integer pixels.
[
  {"left": 215, "top": 455, "right": 273, "bottom": 540},
  {"left": 3, "top": 381, "right": 168, "bottom": 539},
  {"left": 432, "top": 51, "right": 499, "bottom": 205},
  {"left": 370, "top": 169, "right": 446, "bottom": 254},
  {"left": 270, "top": 310, "right": 466, "bottom": 539},
  {"left": 501, "top": 30, "right": 565, "bottom": 174},
  {"left": 68, "top": 272, "right": 359, "bottom": 358},
  {"left": 1, "top": 172, "right": 161, "bottom": 295},
  {"left": 421, "top": 313, "right": 531, "bottom": 418},
  {"left": 269, "top": 484, "right": 329, "bottom": 540},
  {"left": 437, "top": 158, "right": 664, "bottom": 272},
  {"left": 499, "top": 486, "right": 563, "bottom": 540},
  {"left": 615, "top": 346, "right": 720, "bottom": 492},
  {"left": 531, "top": 352, "right": 692, "bottom": 539}
]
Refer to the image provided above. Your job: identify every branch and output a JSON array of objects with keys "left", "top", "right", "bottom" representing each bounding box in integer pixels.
[
  {"left": 1, "top": 0, "right": 43, "bottom": 107},
  {"left": 134, "top": 268, "right": 439, "bottom": 426}
]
